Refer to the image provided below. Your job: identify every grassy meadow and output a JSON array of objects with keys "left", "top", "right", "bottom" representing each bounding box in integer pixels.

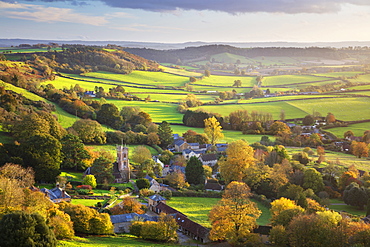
[
  {"left": 58, "top": 235, "right": 182, "bottom": 247},
  {"left": 167, "top": 197, "right": 270, "bottom": 228},
  {"left": 326, "top": 122, "right": 370, "bottom": 138}
]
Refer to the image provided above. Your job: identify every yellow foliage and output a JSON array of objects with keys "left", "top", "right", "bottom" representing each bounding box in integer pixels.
[
  {"left": 204, "top": 116, "right": 224, "bottom": 145},
  {"left": 270, "top": 197, "right": 304, "bottom": 218},
  {"left": 219, "top": 140, "right": 256, "bottom": 183}
]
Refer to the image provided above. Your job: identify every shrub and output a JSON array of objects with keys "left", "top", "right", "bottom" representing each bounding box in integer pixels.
[
  {"left": 136, "top": 178, "right": 150, "bottom": 189},
  {"left": 58, "top": 201, "right": 113, "bottom": 235},
  {"left": 139, "top": 188, "right": 155, "bottom": 197},
  {"left": 159, "top": 190, "right": 172, "bottom": 200},
  {"left": 83, "top": 175, "right": 97, "bottom": 189},
  {"left": 76, "top": 189, "right": 91, "bottom": 195},
  {"left": 76, "top": 185, "right": 92, "bottom": 190},
  {"left": 0, "top": 211, "right": 57, "bottom": 247}
]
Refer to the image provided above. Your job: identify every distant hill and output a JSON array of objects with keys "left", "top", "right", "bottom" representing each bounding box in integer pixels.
[
  {"left": 2, "top": 39, "right": 370, "bottom": 50},
  {"left": 123, "top": 45, "right": 351, "bottom": 64}
]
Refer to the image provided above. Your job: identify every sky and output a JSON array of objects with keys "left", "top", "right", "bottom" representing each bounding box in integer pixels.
[{"left": 1, "top": 0, "right": 370, "bottom": 43}]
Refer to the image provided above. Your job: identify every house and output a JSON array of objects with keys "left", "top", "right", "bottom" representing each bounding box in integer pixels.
[
  {"left": 148, "top": 194, "right": 167, "bottom": 212},
  {"left": 84, "top": 91, "right": 96, "bottom": 98},
  {"left": 110, "top": 213, "right": 159, "bottom": 233},
  {"left": 174, "top": 139, "right": 190, "bottom": 152},
  {"left": 182, "top": 149, "right": 204, "bottom": 160},
  {"left": 204, "top": 180, "right": 223, "bottom": 192},
  {"left": 188, "top": 143, "right": 200, "bottom": 150},
  {"left": 40, "top": 184, "right": 71, "bottom": 203},
  {"left": 199, "top": 153, "right": 218, "bottom": 166}
]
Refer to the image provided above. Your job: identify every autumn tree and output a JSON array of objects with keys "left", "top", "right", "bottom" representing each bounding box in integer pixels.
[
  {"left": 302, "top": 115, "right": 315, "bottom": 126},
  {"left": 351, "top": 141, "right": 369, "bottom": 158},
  {"left": 209, "top": 181, "right": 261, "bottom": 246},
  {"left": 110, "top": 197, "right": 144, "bottom": 215},
  {"left": 344, "top": 130, "right": 354, "bottom": 139},
  {"left": 131, "top": 145, "right": 152, "bottom": 164},
  {"left": 166, "top": 171, "right": 187, "bottom": 189},
  {"left": 270, "top": 197, "right": 304, "bottom": 224},
  {"left": 326, "top": 112, "right": 336, "bottom": 124},
  {"left": 185, "top": 156, "right": 205, "bottom": 185},
  {"left": 269, "top": 121, "right": 291, "bottom": 135},
  {"left": 219, "top": 140, "right": 256, "bottom": 183},
  {"left": 204, "top": 116, "right": 224, "bottom": 145}
]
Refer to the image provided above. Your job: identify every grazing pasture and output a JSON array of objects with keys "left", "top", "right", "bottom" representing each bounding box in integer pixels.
[
  {"left": 106, "top": 99, "right": 182, "bottom": 123},
  {"left": 326, "top": 122, "right": 370, "bottom": 138},
  {"left": 167, "top": 197, "right": 270, "bottom": 228},
  {"left": 58, "top": 235, "right": 181, "bottom": 247},
  {"left": 85, "top": 71, "right": 189, "bottom": 87}
]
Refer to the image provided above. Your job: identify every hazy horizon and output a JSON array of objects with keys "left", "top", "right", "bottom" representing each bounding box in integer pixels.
[{"left": 1, "top": 1, "right": 370, "bottom": 43}]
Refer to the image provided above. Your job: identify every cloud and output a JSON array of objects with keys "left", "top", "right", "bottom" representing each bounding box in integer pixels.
[
  {"left": 111, "top": 23, "right": 190, "bottom": 32},
  {"left": 6, "top": 0, "right": 370, "bottom": 14},
  {"left": 0, "top": 1, "right": 108, "bottom": 25}
]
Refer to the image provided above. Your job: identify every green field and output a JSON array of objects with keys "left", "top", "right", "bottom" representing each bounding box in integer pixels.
[
  {"left": 195, "top": 101, "right": 308, "bottom": 120},
  {"left": 326, "top": 122, "right": 370, "bottom": 137},
  {"left": 192, "top": 74, "right": 256, "bottom": 87},
  {"left": 3, "top": 81, "right": 79, "bottom": 128},
  {"left": 170, "top": 125, "right": 274, "bottom": 144},
  {"left": 86, "top": 144, "right": 159, "bottom": 158},
  {"left": 71, "top": 199, "right": 103, "bottom": 207},
  {"left": 328, "top": 199, "right": 366, "bottom": 217},
  {"left": 1, "top": 47, "right": 61, "bottom": 53},
  {"left": 288, "top": 97, "right": 370, "bottom": 121},
  {"left": 160, "top": 66, "right": 202, "bottom": 77},
  {"left": 286, "top": 147, "right": 370, "bottom": 172},
  {"left": 106, "top": 99, "right": 182, "bottom": 123},
  {"left": 167, "top": 197, "right": 270, "bottom": 228},
  {"left": 314, "top": 71, "right": 363, "bottom": 78},
  {"left": 85, "top": 71, "right": 189, "bottom": 87},
  {"left": 58, "top": 235, "right": 182, "bottom": 247},
  {"left": 261, "top": 75, "right": 331, "bottom": 87}
]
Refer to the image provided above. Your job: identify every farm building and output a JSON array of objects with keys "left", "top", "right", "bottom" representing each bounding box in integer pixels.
[
  {"left": 110, "top": 213, "right": 159, "bottom": 233},
  {"left": 40, "top": 184, "right": 70, "bottom": 203}
]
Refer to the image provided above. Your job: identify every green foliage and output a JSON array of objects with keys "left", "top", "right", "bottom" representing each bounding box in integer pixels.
[
  {"left": 91, "top": 156, "right": 114, "bottom": 184},
  {"left": 22, "top": 134, "right": 62, "bottom": 182},
  {"left": 96, "top": 103, "right": 124, "bottom": 129},
  {"left": 185, "top": 156, "right": 205, "bottom": 185},
  {"left": 136, "top": 178, "right": 150, "bottom": 190},
  {"left": 83, "top": 175, "right": 97, "bottom": 189},
  {"left": 71, "top": 119, "right": 106, "bottom": 144},
  {"left": 157, "top": 121, "right": 173, "bottom": 148},
  {"left": 0, "top": 211, "right": 57, "bottom": 247},
  {"left": 61, "top": 134, "right": 91, "bottom": 171},
  {"left": 58, "top": 201, "right": 113, "bottom": 235},
  {"left": 303, "top": 168, "right": 324, "bottom": 193},
  {"left": 343, "top": 182, "right": 369, "bottom": 209}
]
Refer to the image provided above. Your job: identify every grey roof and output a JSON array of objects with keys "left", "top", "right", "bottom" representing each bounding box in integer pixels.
[
  {"left": 188, "top": 143, "right": 199, "bottom": 146},
  {"left": 40, "top": 187, "right": 70, "bottom": 202},
  {"left": 174, "top": 139, "right": 186, "bottom": 147},
  {"left": 201, "top": 153, "right": 217, "bottom": 162},
  {"left": 148, "top": 194, "right": 166, "bottom": 202},
  {"left": 110, "top": 213, "right": 159, "bottom": 224}
]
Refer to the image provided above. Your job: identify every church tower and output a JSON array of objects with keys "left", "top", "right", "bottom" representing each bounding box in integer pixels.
[{"left": 116, "top": 145, "right": 130, "bottom": 183}]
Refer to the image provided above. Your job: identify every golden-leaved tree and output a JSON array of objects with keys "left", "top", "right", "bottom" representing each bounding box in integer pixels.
[
  {"left": 218, "top": 140, "right": 256, "bottom": 183},
  {"left": 209, "top": 181, "right": 261, "bottom": 246},
  {"left": 204, "top": 116, "right": 224, "bottom": 145}
]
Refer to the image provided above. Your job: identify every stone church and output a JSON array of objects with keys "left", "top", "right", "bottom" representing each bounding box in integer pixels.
[{"left": 113, "top": 145, "right": 130, "bottom": 183}]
